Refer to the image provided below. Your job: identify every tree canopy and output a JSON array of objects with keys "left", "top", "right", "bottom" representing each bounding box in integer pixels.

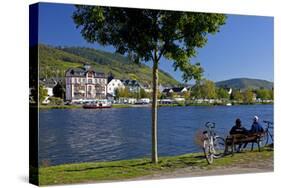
[{"left": 73, "top": 6, "right": 226, "bottom": 81}]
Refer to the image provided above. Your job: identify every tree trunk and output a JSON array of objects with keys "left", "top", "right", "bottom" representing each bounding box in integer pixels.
[{"left": 152, "top": 59, "right": 159, "bottom": 164}]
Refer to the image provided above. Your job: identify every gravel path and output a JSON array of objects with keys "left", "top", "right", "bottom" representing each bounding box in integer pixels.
[{"left": 132, "top": 153, "right": 273, "bottom": 180}]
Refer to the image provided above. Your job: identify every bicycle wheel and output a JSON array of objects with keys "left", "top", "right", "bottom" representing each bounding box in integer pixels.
[
  {"left": 268, "top": 129, "right": 274, "bottom": 145},
  {"left": 203, "top": 140, "right": 213, "bottom": 164},
  {"left": 260, "top": 132, "right": 269, "bottom": 147},
  {"left": 213, "top": 136, "right": 225, "bottom": 158}
]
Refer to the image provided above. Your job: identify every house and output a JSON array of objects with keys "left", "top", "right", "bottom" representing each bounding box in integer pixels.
[
  {"left": 107, "top": 75, "right": 125, "bottom": 96},
  {"left": 39, "top": 78, "right": 58, "bottom": 97},
  {"left": 121, "top": 79, "right": 143, "bottom": 93},
  {"left": 159, "top": 84, "right": 168, "bottom": 93},
  {"left": 65, "top": 64, "right": 107, "bottom": 101},
  {"left": 162, "top": 87, "right": 189, "bottom": 96},
  {"left": 142, "top": 83, "right": 152, "bottom": 93}
]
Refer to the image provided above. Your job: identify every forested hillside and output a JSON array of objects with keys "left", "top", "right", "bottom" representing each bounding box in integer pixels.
[{"left": 38, "top": 44, "right": 179, "bottom": 86}]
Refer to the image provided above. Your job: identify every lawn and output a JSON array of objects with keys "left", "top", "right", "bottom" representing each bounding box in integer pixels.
[{"left": 38, "top": 149, "right": 273, "bottom": 186}]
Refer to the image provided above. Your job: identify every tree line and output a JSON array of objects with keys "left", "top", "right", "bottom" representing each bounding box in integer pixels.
[{"left": 187, "top": 79, "right": 273, "bottom": 103}]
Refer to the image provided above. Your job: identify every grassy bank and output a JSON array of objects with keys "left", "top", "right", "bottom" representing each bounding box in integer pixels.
[
  {"left": 38, "top": 102, "right": 273, "bottom": 110},
  {"left": 112, "top": 104, "right": 132, "bottom": 108},
  {"left": 39, "top": 104, "right": 132, "bottom": 110},
  {"left": 39, "top": 105, "right": 82, "bottom": 110},
  {"left": 39, "top": 149, "right": 273, "bottom": 185}
]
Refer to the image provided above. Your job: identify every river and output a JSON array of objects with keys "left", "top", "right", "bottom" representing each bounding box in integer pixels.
[{"left": 39, "top": 104, "right": 273, "bottom": 166}]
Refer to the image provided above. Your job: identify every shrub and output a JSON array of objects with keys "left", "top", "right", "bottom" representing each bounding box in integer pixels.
[{"left": 49, "top": 97, "right": 64, "bottom": 105}]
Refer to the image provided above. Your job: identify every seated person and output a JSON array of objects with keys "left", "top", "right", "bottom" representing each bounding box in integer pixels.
[
  {"left": 230, "top": 118, "right": 248, "bottom": 135},
  {"left": 250, "top": 116, "right": 264, "bottom": 133},
  {"left": 229, "top": 118, "right": 248, "bottom": 152}
]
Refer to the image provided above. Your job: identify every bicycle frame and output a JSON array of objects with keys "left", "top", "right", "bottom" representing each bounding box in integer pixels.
[
  {"left": 202, "top": 122, "right": 225, "bottom": 164},
  {"left": 263, "top": 120, "right": 274, "bottom": 144}
]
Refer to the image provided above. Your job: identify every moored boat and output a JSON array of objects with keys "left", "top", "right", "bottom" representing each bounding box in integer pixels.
[{"left": 83, "top": 100, "right": 112, "bottom": 109}]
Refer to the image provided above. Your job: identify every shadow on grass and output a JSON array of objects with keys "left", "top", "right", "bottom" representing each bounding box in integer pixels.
[
  {"left": 192, "top": 155, "right": 205, "bottom": 159},
  {"left": 64, "top": 161, "right": 152, "bottom": 172}
]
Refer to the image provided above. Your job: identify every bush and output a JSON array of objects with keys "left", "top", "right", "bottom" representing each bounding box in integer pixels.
[
  {"left": 49, "top": 97, "right": 64, "bottom": 105},
  {"left": 177, "top": 101, "right": 186, "bottom": 106}
]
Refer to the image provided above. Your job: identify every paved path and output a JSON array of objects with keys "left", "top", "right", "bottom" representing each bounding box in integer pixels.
[{"left": 132, "top": 154, "right": 273, "bottom": 181}]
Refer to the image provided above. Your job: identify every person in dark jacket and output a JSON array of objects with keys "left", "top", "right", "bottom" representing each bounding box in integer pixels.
[
  {"left": 250, "top": 116, "right": 264, "bottom": 133},
  {"left": 229, "top": 118, "right": 249, "bottom": 152},
  {"left": 229, "top": 118, "right": 248, "bottom": 135}
]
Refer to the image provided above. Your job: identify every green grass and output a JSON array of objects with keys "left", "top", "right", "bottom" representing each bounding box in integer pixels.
[
  {"left": 39, "top": 105, "right": 82, "bottom": 110},
  {"left": 158, "top": 104, "right": 183, "bottom": 107},
  {"left": 38, "top": 149, "right": 273, "bottom": 185},
  {"left": 112, "top": 104, "right": 132, "bottom": 108}
]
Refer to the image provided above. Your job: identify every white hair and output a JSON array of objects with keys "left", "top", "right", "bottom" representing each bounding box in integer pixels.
[{"left": 254, "top": 116, "right": 259, "bottom": 121}]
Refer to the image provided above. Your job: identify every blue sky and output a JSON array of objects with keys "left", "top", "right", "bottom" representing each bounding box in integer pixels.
[{"left": 38, "top": 3, "right": 274, "bottom": 83}]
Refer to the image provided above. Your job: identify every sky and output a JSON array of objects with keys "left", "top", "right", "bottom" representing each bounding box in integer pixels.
[{"left": 38, "top": 2, "right": 274, "bottom": 83}]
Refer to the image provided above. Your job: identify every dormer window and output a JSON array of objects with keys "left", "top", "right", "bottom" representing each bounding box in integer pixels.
[
  {"left": 84, "top": 63, "right": 91, "bottom": 70},
  {"left": 87, "top": 72, "right": 93, "bottom": 77}
]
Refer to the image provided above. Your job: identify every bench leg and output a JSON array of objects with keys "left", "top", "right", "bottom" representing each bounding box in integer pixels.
[
  {"left": 231, "top": 142, "right": 234, "bottom": 156},
  {"left": 257, "top": 140, "right": 261, "bottom": 152},
  {"left": 251, "top": 142, "right": 254, "bottom": 151},
  {"left": 224, "top": 143, "right": 228, "bottom": 155}
]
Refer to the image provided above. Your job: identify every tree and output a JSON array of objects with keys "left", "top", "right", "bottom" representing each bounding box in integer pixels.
[
  {"left": 53, "top": 82, "right": 65, "bottom": 99},
  {"left": 115, "top": 88, "right": 120, "bottom": 99},
  {"left": 200, "top": 79, "right": 217, "bottom": 99},
  {"left": 140, "top": 88, "right": 148, "bottom": 98},
  {"left": 242, "top": 89, "right": 254, "bottom": 104},
  {"left": 216, "top": 88, "right": 229, "bottom": 99},
  {"left": 191, "top": 81, "right": 202, "bottom": 99},
  {"left": 183, "top": 91, "right": 191, "bottom": 100},
  {"left": 269, "top": 89, "right": 274, "bottom": 100},
  {"left": 73, "top": 6, "right": 226, "bottom": 163},
  {"left": 116, "top": 87, "right": 130, "bottom": 98},
  {"left": 191, "top": 79, "right": 217, "bottom": 99},
  {"left": 256, "top": 89, "right": 270, "bottom": 100},
  {"left": 34, "top": 84, "right": 48, "bottom": 104},
  {"left": 231, "top": 90, "right": 243, "bottom": 102}
]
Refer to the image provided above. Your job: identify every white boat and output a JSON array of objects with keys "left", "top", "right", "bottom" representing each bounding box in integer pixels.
[
  {"left": 83, "top": 99, "right": 112, "bottom": 109},
  {"left": 226, "top": 103, "right": 232, "bottom": 106}
]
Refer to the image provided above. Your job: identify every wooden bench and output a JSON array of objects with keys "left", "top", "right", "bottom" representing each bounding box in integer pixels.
[{"left": 224, "top": 133, "right": 264, "bottom": 155}]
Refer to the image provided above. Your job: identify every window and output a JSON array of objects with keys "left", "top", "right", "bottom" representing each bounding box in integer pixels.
[
  {"left": 88, "top": 79, "right": 92, "bottom": 84},
  {"left": 87, "top": 72, "right": 93, "bottom": 77}
]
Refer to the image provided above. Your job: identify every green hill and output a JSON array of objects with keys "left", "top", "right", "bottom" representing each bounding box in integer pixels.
[
  {"left": 216, "top": 78, "right": 273, "bottom": 90},
  {"left": 38, "top": 44, "right": 179, "bottom": 86}
]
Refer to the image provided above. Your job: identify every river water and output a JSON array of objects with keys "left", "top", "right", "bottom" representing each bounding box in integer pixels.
[{"left": 39, "top": 104, "right": 273, "bottom": 166}]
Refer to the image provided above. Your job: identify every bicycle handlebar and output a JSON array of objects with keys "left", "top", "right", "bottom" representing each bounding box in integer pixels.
[
  {"left": 263, "top": 120, "right": 273, "bottom": 125},
  {"left": 205, "top": 122, "right": 216, "bottom": 129}
]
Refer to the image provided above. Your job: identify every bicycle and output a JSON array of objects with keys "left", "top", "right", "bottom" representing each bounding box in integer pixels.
[
  {"left": 260, "top": 120, "right": 274, "bottom": 147},
  {"left": 202, "top": 122, "right": 225, "bottom": 164}
]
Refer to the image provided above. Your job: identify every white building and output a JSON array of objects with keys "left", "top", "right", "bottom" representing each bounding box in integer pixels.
[
  {"left": 39, "top": 78, "right": 57, "bottom": 97},
  {"left": 107, "top": 78, "right": 125, "bottom": 96},
  {"left": 65, "top": 64, "right": 107, "bottom": 101},
  {"left": 162, "top": 87, "right": 188, "bottom": 95}
]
